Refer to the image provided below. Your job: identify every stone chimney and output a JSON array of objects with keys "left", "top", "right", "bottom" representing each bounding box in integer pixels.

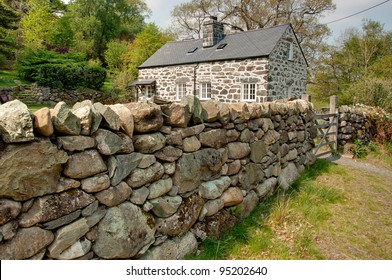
[{"left": 202, "top": 16, "right": 224, "bottom": 48}]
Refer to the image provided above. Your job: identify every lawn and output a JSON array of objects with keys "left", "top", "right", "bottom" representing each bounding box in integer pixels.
[
  {"left": 187, "top": 152, "right": 392, "bottom": 260},
  {"left": 0, "top": 70, "right": 30, "bottom": 87}
]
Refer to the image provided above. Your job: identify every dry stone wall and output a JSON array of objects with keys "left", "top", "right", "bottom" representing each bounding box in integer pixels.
[{"left": 0, "top": 96, "right": 317, "bottom": 260}]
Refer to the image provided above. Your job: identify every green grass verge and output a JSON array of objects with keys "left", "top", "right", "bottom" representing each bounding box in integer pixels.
[
  {"left": 27, "top": 104, "right": 54, "bottom": 113},
  {"left": 0, "top": 70, "right": 30, "bottom": 86}
]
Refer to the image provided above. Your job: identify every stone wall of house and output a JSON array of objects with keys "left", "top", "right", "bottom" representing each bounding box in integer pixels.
[
  {"left": 268, "top": 27, "right": 307, "bottom": 100},
  {"left": 138, "top": 58, "right": 269, "bottom": 103},
  {"left": 0, "top": 97, "right": 317, "bottom": 260}
]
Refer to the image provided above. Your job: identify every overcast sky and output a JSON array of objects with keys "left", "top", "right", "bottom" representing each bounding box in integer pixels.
[{"left": 144, "top": 0, "right": 392, "bottom": 44}]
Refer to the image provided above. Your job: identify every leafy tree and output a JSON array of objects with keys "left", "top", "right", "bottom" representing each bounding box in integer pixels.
[
  {"left": 0, "top": 1, "right": 19, "bottom": 64},
  {"left": 104, "top": 40, "right": 128, "bottom": 74},
  {"left": 123, "top": 23, "right": 173, "bottom": 79},
  {"left": 171, "top": 0, "right": 335, "bottom": 62},
  {"left": 67, "top": 0, "right": 150, "bottom": 63}
]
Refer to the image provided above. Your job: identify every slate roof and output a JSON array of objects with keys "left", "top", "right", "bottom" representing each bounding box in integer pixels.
[{"left": 139, "top": 24, "right": 291, "bottom": 69}]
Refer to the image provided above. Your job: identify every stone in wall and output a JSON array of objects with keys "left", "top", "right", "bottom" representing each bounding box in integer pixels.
[
  {"left": 161, "top": 103, "right": 192, "bottom": 128},
  {"left": 64, "top": 150, "right": 107, "bottom": 179},
  {"left": 0, "top": 139, "right": 68, "bottom": 201},
  {"left": 51, "top": 101, "right": 81, "bottom": 135},
  {"left": 124, "top": 102, "right": 163, "bottom": 133},
  {"left": 33, "top": 107, "right": 54, "bottom": 137},
  {"left": 93, "top": 103, "right": 120, "bottom": 131},
  {"left": 0, "top": 199, "right": 21, "bottom": 225},
  {"left": 0, "top": 100, "right": 34, "bottom": 143},
  {"left": 133, "top": 133, "right": 166, "bottom": 154},
  {"left": 93, "top": 202, "right": 155, "bottom": 259},
  {"left": 126, "top": 162, "right": 165, "bottom": 189},
  {"left": 95, "top": 182, "right": 132, "bottom": 207}
]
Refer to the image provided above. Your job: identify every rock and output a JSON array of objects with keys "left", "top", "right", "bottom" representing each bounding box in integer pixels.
[
  {"left": 124, "top": 102, "right": 163, "bottom": 133},
  {"left": 226, "top": 142, "right": 251, "bottom": 159},
  {"left": 218, "top": 102, "right": 231, "bottom": 125},
  {"left": 81, "top": 174, "right": 110, "bottom": 193},
  {"left": 117, "top": 132, "right": 134, "bottom": 153},
  {"left": 248, "top": 103, "right": 262, "bottom": 119},
  {"left": 56, "top": 238, "right": 92, "bottom": 260},
  {"left": 239, "top": 163, "right": 264, "bottom": 190},
  {"left": 33, "top": 107, "right": 53, "bottom": 137},
  {"left": 57, "top": 136, "right": 95, "bottom": 152},
  {"left": 156, "top": 194, "right": 204, "bottom": 236},
  {"left": 235, "top": 190, "right": 258, "bottom": 218},
  {"left": 199, "top": 176, "right": 231, "bottom": 199},
  {"left": 148, "top": 178, "right": 173, "bottom": 199},
  {"left": 226, "top": 160, "right": 241, "bottom": 175},
  {"left": 255, "top": 177, "right": 277, "bottom": 198},
  {"left": 305, "top": 151, "right": 316, "bottom": 165},
  {"left": 173, "top": 149, "right": 223, "bottom": 194},
  {"left": 263, "top": 130, "right": 280, "bottom": 145},
  {"left": 154, "top": 146, "right": 183, "bottom": 162},
  {"left": 250, "top": 140, "right": 268, "bottom": 163},
  {"left": 64, "top": 150, "right": 107, "bottom": 179},
  {"left": 0, "top": 100, "right": 34, "bottom": 143},
  {"left": 228, "top": 103, "right": 250, "bottom": 121},
  {"left": 204, "top": 199, "right": 224, "bottom": 216},
  {"left": 108, "top": 153, "right": 142, "bottom": 186},
  {"left": 93, "top": 102, "right": 120, "bottom": 131},
  {"left": 141, "top": 232, "right": 197, "bottom": 260},
  {"left": 166, "top": 131, "right": 183, "bottom": 146},
  {"left": 226, "top": 129, "right": 240, "bottom": 142},
  {"left": 51, "top": 101, "right": 81, "bottom": 135},
  {"left": 201, "top": 99, "right": 220, "bottom": 122},
  {"left": 72, "top": 105, "right": 93, "bottom": 135},
  {"left": 240, "top": 128, "right": 255, "bottom": 142},
  {"left": 182, "top": 136, "right": 201, "bottom": 152},
  {"left": 264, "top": 163, "right": 281, "bottom": 178},
  {"left": 177, "top": 124, "right": 205, "bottom": 138},
  {"left": 126, "top": 162, "right": 164, "bottom": 189},
  {"left": 0, "top": 199, "right": 21, "bottom": 225},
  {"left": 130, "top": 187, "right": 150, "bottom": 205},
  {"left": 93, "top": 202, "right": 155, "bottom": 259},
  {"left": 19, "top": 189, "right": 95, "bottom": 228},
  {"left": 93, "top": 129, "right": 122, "bottom": 155},
  {"left": 278, "top": 162, "right": 299, "bottom": 190},
  {"left": 82, "top": 200, "right": 99, "bottom": 217},
  {"left": 133, "top": 132, "right": 166, "bottom": 153},
  {"left": 150, "top": 195, "right": 182, "bottom": 218},
  {"left": 0, "top": 139, "right": 68, "bottom": 201},
  {"left": 42, "top": 210, "right": 81, "bottom": 230},
  {"left": 181, "top": 95, "right": 204, "bottom": 123},
  {"left": 47, "top": 218, "right": 90, "bottom": 259},
  {"left": 199, "top": 129, "right": 227, "bottom": 148},
  {"left": 0, "top": 227, "right": 54, "bottom": 260},
  {"left": 95, "top": 182, "right": 132, "bottom": 207},
  {"left": 220, "top": 187, "right": 243, "bottom": 207},
  {"left": 193, "top": 210, "right": 237, "bottom": 240},
  {"left": 137, "top": 154, "right": 156, "bottom": 168},
  {"left": 163, "top": 162, "right": 176, "bottom": 175},
  {"left": 161, "top": 103, "right": 192, "bottom": 127},
  {"left": 86, "top": 207, "right": 107, "bottom": 227},
  {"left": 0, "top": 220, "right": 18, "bottom": 241},
  {"left": 287, "top": 149, "right": 298, "bottom": 161},
  {"left": 108, "top": 104, "right": 134, "bottom": 137}
]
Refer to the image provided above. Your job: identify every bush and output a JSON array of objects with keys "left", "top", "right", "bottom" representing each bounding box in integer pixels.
[{"left": 16, "top": 49, "right": 106, "bottom": 90}]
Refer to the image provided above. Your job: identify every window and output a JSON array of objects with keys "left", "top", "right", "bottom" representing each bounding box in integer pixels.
[
  {"left": 187, "top": 47, "right": 198, "bottom": 53},
  {"left": 176, "top": 84, "right": 187, "bottom": 100},
  {"left": 288, "top": 43, "right": 294, "bottom": 61},
  {"left": 199, "top": 82, "right": 211, "bottom": 100},
  {"left": 242, "top": 83, "right": 256, "bottom": 101},
  {"left": 217, "top": 43, "right": 227, "bottom": 50},
  {"left": 143, "top": 85, "right": 154, "bottom": 98},
  {"left": 284, "top": 85, "right": 292, "bottom": 98}
]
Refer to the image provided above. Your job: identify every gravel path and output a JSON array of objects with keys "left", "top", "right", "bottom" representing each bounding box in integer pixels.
[{"left": 323, "top": 154, "right": 392, "bottom": 181}]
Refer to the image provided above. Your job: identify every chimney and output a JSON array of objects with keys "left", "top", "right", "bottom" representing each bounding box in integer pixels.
[{"left": 202, "top": 16, "right": 224, "bottom": 48}]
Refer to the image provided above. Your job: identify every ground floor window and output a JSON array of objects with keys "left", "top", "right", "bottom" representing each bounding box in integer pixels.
[
  {"left": 176, "top": 84, "right": 187, "bottom": 100},
  {"left": 199, "top": 82, "right": 211, "bottom": 100},
  {"left": 242, "top": 83, "right": 256, "bottom": 101},
  {"left": 143, "top": 85, "right": 155, "bottom": 98}
]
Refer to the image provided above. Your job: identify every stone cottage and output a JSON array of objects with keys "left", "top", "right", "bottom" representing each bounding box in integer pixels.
[{"left": 133, "top": 17, "right": 308, "bottom": 103}]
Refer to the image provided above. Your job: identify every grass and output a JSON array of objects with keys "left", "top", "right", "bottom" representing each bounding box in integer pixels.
[
  {"left": 27, "top": 104, "right": 54, "bottom": 113},
  {"left": 0, "top": 70, "right": 30, "bottom": 86},
  {"left": 188, "top": 157, "right": 392, "bottom": 260}
]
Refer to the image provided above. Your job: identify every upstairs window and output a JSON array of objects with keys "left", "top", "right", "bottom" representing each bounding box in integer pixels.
[
  {"left": 199, "top": 82, "right": 211, "bottom": 100},
  {"left": 187, "top": 47, "right": 198, "bottom": 53},
  {"left": 288, "top": 43, "right": 294, "bottom": 61},
  {"left": 241, "top": 83, "right": 256, "bottom": 102},
  {"left": 176, "top": 84, "right": 187, "bottom": 100}
]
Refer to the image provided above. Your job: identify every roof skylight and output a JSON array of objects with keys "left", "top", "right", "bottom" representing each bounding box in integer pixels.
[
  {"left": 217, "top": 43, "right": 227, "bottom": 50},
  {"left": 187, "top": 47, "right": 198, "bottom": 53}
]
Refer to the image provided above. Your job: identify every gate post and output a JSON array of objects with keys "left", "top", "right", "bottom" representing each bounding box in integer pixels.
[{"left": 329, "top": 95, "right": 338, "bottom": 151}]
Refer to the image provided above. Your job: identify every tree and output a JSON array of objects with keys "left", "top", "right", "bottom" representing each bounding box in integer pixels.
[
  {"left": 171, "top": 0, "right": 335, "bottom": 62},
  {"left": 0, "top": 2, "right": 19, "bottom": 64},
  {"left": 67, "top": 0, "right": 150, "bottom": 63}
]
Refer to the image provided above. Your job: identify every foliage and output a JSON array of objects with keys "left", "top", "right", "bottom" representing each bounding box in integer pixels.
[
  {"left": 0, "top": 2, "right": 19, "bottom": 65},
  {"left": 67, "top": 0, "right": 150, "bottom": 62},
  {"left": 16, "top": 49, "right": 105, "bottom": 89},
  {"left": 104, "top": 40, "right": 128, "bottom": 73},
  {"left": 171, "top": 0, "right": 335, "bottom": 64},
  {"left": 351, "top": 139, "right": 368, "bottom": 159},
  {"left": 311, "top": 20, "right": 392, "bottom": 112},
  {"left": 123, "top": 23, "right": 173, "bottom": 80}
]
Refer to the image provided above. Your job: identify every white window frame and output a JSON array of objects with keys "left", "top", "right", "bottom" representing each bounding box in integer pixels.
[
  {"left": 285, "top": 85, "right": 292, "bottom": 98},
  {"left": 288, "top": 42, "right": 294, "bottom": 61},
  {"left": 241, "top": 83, "right": 257, "bottom": 102},
  {"left": 199, "top": 82, "right": 211, "bottom": 100},
  {"left": 176, "top": 84, "right": 187, "bottom": 100},
  {"left": 143, "top": 85, "right": 154, "bottom": 98}
]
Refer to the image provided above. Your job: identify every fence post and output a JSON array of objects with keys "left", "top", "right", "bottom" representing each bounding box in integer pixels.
[{"left": 329, "top": 95, "right": 338, "bottom": 151}]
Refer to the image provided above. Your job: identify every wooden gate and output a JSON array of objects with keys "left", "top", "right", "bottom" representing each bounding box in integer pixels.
[{"left": 313, "top": 96, "right": 339, "bottom": 158}]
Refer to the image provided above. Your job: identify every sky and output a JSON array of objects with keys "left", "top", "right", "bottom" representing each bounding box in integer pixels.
[{"left": 144, "top": 0, "right": 392, "bottom": 45}]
